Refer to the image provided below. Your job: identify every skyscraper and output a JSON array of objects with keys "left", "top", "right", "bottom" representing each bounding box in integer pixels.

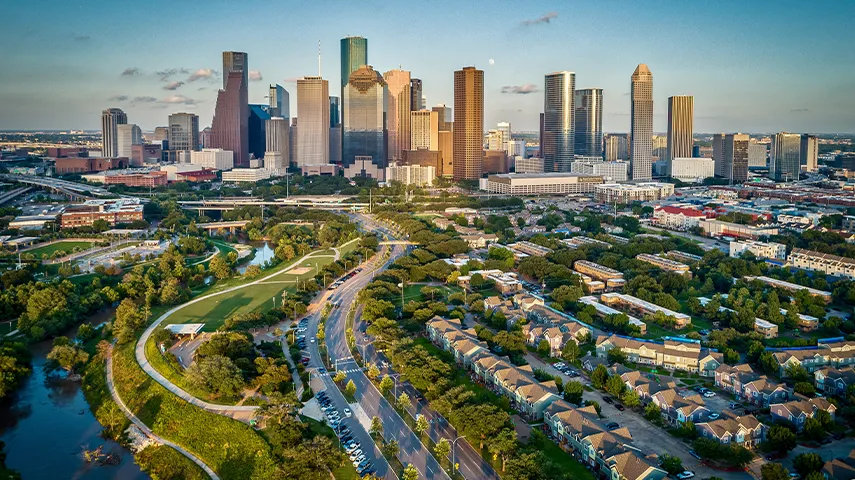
[
  {"left": 432, "top": 105, "right": 452, "bottom": 131},
  {"left": 410, "top": 110, "right": 439, "bottom": 151},
  {"left": 574, "top": 88, "right": 603, "bottom": 158},
  {"left": 211, "top": 70, "right": 249, "bottom": 167},
  {"left": 268, "top": 84, "right": 290, "bottom": 119},
  {"left": 452, "top": 66, "right": 483, "bottom": 181},
  {"left": 542, "top": 71, "right": 575, "bottom": 172},
  {"left": 329, "top": 97, "right": 341, "bottom": 127},
  {"left": 167, "top": 113, "right": 200, "bottom": 162},
  {"left": 116, "top": 124, "right": 141, "bottom": 159},
  {"left": 329, "top": 96, "right": 342, "bottom": 164},
  {"left": 384, "top": 69, "right": 411, "bottom": 161},
  {"left": 410, "top": 79, "right": 423, "bottom": 111},
  {"left": 264, "top": 116, "right": 289, "bottom": 174},
  {"left": 340, "top": 37, "right": 368, "bottom": 90},
  {"left": 222, "top": 51, "right": 248, "bottom": 89},
  {"left": 713, "top": 133, "right": 749, "bottom": 182},
  {"left": 630, "top": 64, "right": 654, "bottom": 180},
  {"left": 343, "top": 65, "right": 387, "bottom": 178},
  {"left": 771, "top": 132, "right": 801, "bottom": 182},
  {"left": 296, "top": 76, "right": 330, "bottom": 167},
  {"left": 497, "top": 122, "right": 512, "bottom": 153},
  {"left": 666, "top": 96, "right": 694, "bottom": 170},
  {"left": 800, "top": 134, "right": 818, "bottom": 172},
  {"left": 605, "top": 133, "right": 629, "bottom": 161},
  {"left": 248, "top": 105, "right": 271, "bottom": 160},
  {"left": 101, "top": 108, "right": 127, "bottom": 158}
]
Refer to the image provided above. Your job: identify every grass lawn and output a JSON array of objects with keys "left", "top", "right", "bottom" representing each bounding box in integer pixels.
[
  {"left": 338, "top": 237, "right": 360, "bottom": 256},
  {"left": 27, "top": 241, "right": 94, "bottom": 257},
  {"left": 534, "top": 437, "right": 595, "bottom": 480},
  {"left": 167, "top": 281, "right": 293, "bottom": 331}
]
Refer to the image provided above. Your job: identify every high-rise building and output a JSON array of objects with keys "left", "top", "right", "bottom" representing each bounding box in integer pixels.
[
  {"left": 666, "top": 96, "right": 694, "bottom": 168},
  {"left": 152, "top": 127, "right": 169, "bottom": 143},
  {"left": 486, "top": 130, "right": 505, "bottom": 152},
  {"left": 410, "top": 110, "right": 439, "bottom": 150},
  {"left": 574, "top": 88, "right": 603, "bottom": 158},
  {"left": 329, "top": 97, "right": 341, "bottom": 127},
  {"left": 343, "top": 65, "right": 387, "bottom": 178},
  {"left": 713, "top": 133, "right": 749, "bottom": 182},
  {"left": 340, "top": 36, "right": 367, "bottom": 90},
  {"left": 433, "top": 104, "right": 452, "bottom": 131},
  {"left": 438, "top": 130, "right": 453, "bottom": 177},
  {"left": 771, "top": 132, "right": 801, "bottom": 182},
  {"left": 167, "top": 113, "right": 200, "bottom": 162},
  {"left": 384, "top": 69, "right": 411, "bottom": 162},
  {"left": 101, "top": 108, "right": 127, "bottom": 158},
  {"left": 264, "top": 117, "right": 289, "bottom": 174},
  {"left": 410, "top": 79, "right": 423, "bottom": 111},
  {"left": 497, "top": 122, "right": 512, "bottom": 153},
  {"left": 222, "top": 51, "right": 248, "bottom": 90},
  {"left": 748, "top": 140, "right": 768, "bottom": 168},
  {"left": 542, "top": 72, "right": 575, "bottom": 173},
  {"left": 452, "top": 66, "right": 484, "bottom": 181},
  {"left": 630, "top": 64, "right": 654, "bottom": 180},
  {"left": 296, "top": 77, "right": 331, "bottom": 167},
  {"left": 800, "top": 134, "right": 818, "bottom": 172},
  {"left": 605, "top": 133, "right": 629, "bottom": 161},
  {"left": 116, "top": 124, "right": 141, "bottom": 159},
  {"left": 248, "top": 105, "right": 271, "bottom": 160},
  {"left": 268, "top": 84, "right": 290, "bottom": 119}
]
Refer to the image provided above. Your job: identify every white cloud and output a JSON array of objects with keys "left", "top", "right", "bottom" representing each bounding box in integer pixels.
[
  {"left": 187, "top": 68, "right": 216, "bottom": 82},
  {"left": 249, "top": 70, "right": 263, "bottom": 82},
  {"left": 160, "top": 94, "right": 197, "bottom": 105},
  {"left": 163, "top": 81, "right": 184, "bottom": 91}
]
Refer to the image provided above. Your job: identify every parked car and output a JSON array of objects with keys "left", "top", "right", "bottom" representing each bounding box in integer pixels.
[
  {"left": 688, "top": 450, "right": 701, "bottom": 460},
  {"left": 615, "top": 404, "right": 625, "bottom": 411},
  {"left": 676, "top": 472, "right": 695, "bottom": 480},
  {"left": 344, "top": 408, "right": 352, "bottom": 418},
  {"left": 708, "top": 413, "right": 720, "bottom": 420},
  {"left": 605, "top": 422, "right": 620, "bottom": 430},
  {"left": 703, "top": 391, "right": 716, "bottom": 398},
  {"left": 602, "top": 396, "right": 614, "bottom": 404}
]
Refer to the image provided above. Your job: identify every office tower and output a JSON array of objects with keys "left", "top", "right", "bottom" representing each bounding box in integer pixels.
[
  {"left": 713, "top": 133, "right": 749, "bottom": 182},
  {"left": 497, "top": 122, "right": 512, "bottom": 153},
  {"left": 289, "top": 118, "right": 298, "bottom": 167},
  {"left": 264, "top": 116, "right": 289, "bottom": 174},
  {"left": 296, "top": 77, "right": 330, "bottom": 166},
  {"left": 771, "top": 132, "right": 801, "bottom": 182},
  {"left": 433, "top": 104, "right": 452, "bottom": 131},
  {"left": 329, "top": 125, "right": 342, "bottom": 164},
  {"left": 410, "top": 110, "right": 439, "bottom": 150},
  {"left": 692, "top": 145, "right": 701, "bottom": 158},
  {"left": 167, "top": 113, "right": 200, "bottom": 162},
  {"left": 605, "top": 133, "right": 629, "bottom": 161},
  {"left": 574, "top": 88, "right": 603, "bottom": 158},
  {"left": 452, "top": 66, "right": 484, "bottom": 180},
  {"left": 666, "top": 96, "right": 694, "bottom": 171},
  {"left": 116, "top": 124, "right": 141, "bottom": 159},
  {"left": 211, "top": 70, "right": 249, "bottom": 167},
  {"left": 101, "top": 108, "right": 127, "bottom": 158},
  {"left": 800, "top": 134, "right": 818, "bottom": 172},
  {"left": 507, "top": 140, "right": 526, "bottom": 158},
  {"left": 652, "top": 135, "right": 668, "bottom": 159},
  {"left": 199, "top": 127, "right": 212, "bottom": 149},
  {"left": 411, "top": 79, "right": 423, "bottom": 110},
  {"left": 341, "top": 36, "right": 368, "bottom": 90},
  {"left": 343, "top": 65, "right": 387, "bottom": 178},
  {"left": 222, "top": 51, "right": 248, "bottom": 90},
  {"left": 268, "top": 84, "right": 290, "bottom": 119},
  {"left": 539, "top": 113, "right": 545, "bottom": 156},
  {"left": 329, "top": 97, "right": 341, "bottom": 127},
  {"left": 747, "top": 140, "right": 767, "bottom": 168},
  {"left": 630, "top": 64, "right": 654, "bottom": 180},
  {"left": 248, "top": 105, "right": 271, "bottom": 160},
  {"left": 384, "top": 69, "right": 411, "bottom": 161},
  {"left": 542, "top": 71, "right": 576, "bottom": 172},
  {"left": 487, "top": 130, "right": 504, "bottom": 152}
]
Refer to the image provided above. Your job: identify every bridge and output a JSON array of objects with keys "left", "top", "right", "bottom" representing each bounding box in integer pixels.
[
  {"left": 178, "top": 198, "right": 369, "bottom": 214},
  {"left": 0, "top": 186, "right": 31, "bottom": 205},
  {"left": 378, "top": 240, "right": 417, "bottom": 246},
  {"left": 195, "top": 221, "right": 251, "bottom": 233},
  {"left": 0, "top": 174, "right": 114, "bottom": 200}
]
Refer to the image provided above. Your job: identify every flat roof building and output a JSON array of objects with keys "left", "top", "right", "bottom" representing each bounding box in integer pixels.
[
  {"left": 594, "top": 182, "right": 675, "bottom": 204},
  {"left": 480, "top": 172, "right": 603, "bottom": 195}
]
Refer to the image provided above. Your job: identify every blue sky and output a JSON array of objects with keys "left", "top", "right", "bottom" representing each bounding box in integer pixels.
[{"left": 2, "top": 0, "right": 854, "bottom": 133}]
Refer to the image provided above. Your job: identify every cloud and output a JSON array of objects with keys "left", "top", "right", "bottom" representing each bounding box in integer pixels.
[
  {"left": 74, "top": 35, "right": 91, "bottom": 42},
  {"left": 521, "top": 12, "right": 558, "bottom": 26},
  {"left": 108, "top": 95, "right": 129, "bottom": 102},
  {"left": 790, "top": 108, "right": 809, "bottom": 113},
  {"left": 164, "top": 81, "right": 184, "bottom": 91},
  {"left": 121, "top": 67, "right": 142, "bottom": 76},
  {"left": 249, "top": 70, "right": 263, "bottom": 82},
  {"left": 133, "top": 96, "right": 157, "bottom": 103},
  {"left": 284, "top": 77, "right": 302, "bottom": 83},
  {"left": 501, "top": 84, "right": 539, "bottom": 94},
  {"left": 160, "top": 94, "right": 197, "bottom": 105},
  {"left": 187, "top": 68, "right": 216, "bottom": 82}
]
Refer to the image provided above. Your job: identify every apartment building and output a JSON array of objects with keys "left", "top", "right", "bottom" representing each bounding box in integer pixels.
[
  {"left": 459, "top": 233, "right": 499, "bottom": 249},
  {"left": 620, "top": 371, "right": 676, "bottom": 401},
  {"left": 579, "top": 296, "right": 647, "bottom": 335},
  {"left": 594, "top": 183, "right": 675, "bottom": 204},
  {"left": 787, "top": 248, "right": 855, "bottom": 280},
  {"left": 651, "top": 388, "right": 710, "bottom": 425},
  {"left": 596, "top": 335, "right": 721, "bottom": 376},
  {"left": 730, "top": 240, "right": 787, "bottom": 260},
  {"left": 814, "top": 367, "right": 855, "bottom": 397},
  {"left": 652, "top": 205, "right": 706, "bottom": 230},
  {"left": 507, "top": 241, "right": 553, "bottom": 256},
  {"left": 744, "top": 276, "right": 832, "bottom": 302},
  {"left": 695, "top": 412, "right": 767, "bottom": 448},
  {"left": 600, "top": 292, "right": 692, "bottom": 329},
  {"left": 770, "top": 397, "right": 836, "bottom": 431},
  {"left": 754, "top": 318, "right": 779, "bottom": 339},
  {"left": 699, "top": 219, "right": 779, "bottom": 240},
  {"left": 524, "top": 305, "right": 594, "bottom": 356},
  {"left": 561, "top": 236, "right": 613, "bottom": 249},
  {"left": 635, "top": 254, "right": 691, "bottom": 275},
  {"left": 60, "top": 198, "right": 145, "bottom": 228},
  {"left": 457, "top": 269, "right": 523, "bottom": 295},
  {"left": 574, "top": 260, "right": 626, "bottom": 290},
  {"left": 667, "top": 250, "right": 703, "bottom": 263},
  {"left": 770, "top": 339, "right": 855, "bottom": 376},
  {"left": 714, "top": 364, "right": 792, "bottom": 407}
]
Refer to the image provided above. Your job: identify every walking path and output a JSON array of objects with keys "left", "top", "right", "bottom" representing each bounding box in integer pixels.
[{"left": 105, "top": 349, "right": 220, "bottom": 480}]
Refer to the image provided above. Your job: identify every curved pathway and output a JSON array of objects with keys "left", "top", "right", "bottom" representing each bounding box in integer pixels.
[
  {"left": 135, "top": 248, "right": 340, "bottom": 421},
  {"left": 106, "top": 349, "right": 220, "bottom": 480}
]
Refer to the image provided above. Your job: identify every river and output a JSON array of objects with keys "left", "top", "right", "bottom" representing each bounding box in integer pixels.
[
  {"left": 0, "top": 315, "right": 146, "bottom": 480},
  {"left": 237, "top": 241, "right": 275, "bottom": 274}
]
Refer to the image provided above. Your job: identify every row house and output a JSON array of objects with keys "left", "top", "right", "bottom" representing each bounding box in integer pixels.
[
  {"left": 525, "top": 320, "right": 591, "bottom": 357},
  {"left": 596, "top": 335, "right": 722, "bottom": 376},
  {"left": 695, "top": 412, "right": 767, "bottom": 448},
  {"left": 620, "top": 370, "right": 677, "bottom": 402},
  {"left": 579, "top": 296, "right": 647, "bottom": 335},
  {"left": 650, "top": 388, "right": 711, "bottom": 425},
  {"left": 771, "top": 339, "right": 855, "bottom": 377},
  {"left": 483, "top": 296, "right": 525, "bottom": 327},
  {"left": 814, "top": 366, "right": 855, "bottom": 397},
  {"left": 770, "top": 397, "right": 837, "bottom": 431},
  {"left": 714, "top": 364, "right": 791, "bottom": 407},
  {"left": 822, "top": 450, "right": 855, "bottom": 480},
  {"left": 544, "top": 401, "right": 667, "bottom": 480}
]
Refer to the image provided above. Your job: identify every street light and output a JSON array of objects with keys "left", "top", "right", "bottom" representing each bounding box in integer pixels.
[{"left": 451, "top": 435, "right": 466, "bottom": 476}]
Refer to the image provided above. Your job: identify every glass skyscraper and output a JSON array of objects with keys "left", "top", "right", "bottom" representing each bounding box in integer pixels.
[
  {"left": 771, "top": 132, "right": 801, "bottom": 181},
  {"left": 574, "top": 88, "right": 603, "bottom": 158},
  {"left": 340, "top": 36, "right": 367, "bottom": 89},
  {"left": 630, "top": 64, "right": 654, "bottom": 180},
  {"left": 543, "top": 71, "right": 575, "bottom": 172},
  {"left": 343, "top": 65, "right": 387, "bottom": 176}
]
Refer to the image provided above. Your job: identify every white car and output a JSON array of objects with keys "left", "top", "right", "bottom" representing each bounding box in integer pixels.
[
  {"left": 703, "top": 391, "right": 716, "bottom": 398},
  {"left": 349, "top": 450, "right": 363, "bottom": 461},
  {"left": 677, "top": 472, "right": 695, "bottom": 480},
  {"left": 346, "top": 444, "right": 359, "bottom": 454},
  {"left": 708, "top": 413, "right": 720, "bottom": 420},
  {"left": 343, "top": 408, "right": 352, "bottom": 417}
]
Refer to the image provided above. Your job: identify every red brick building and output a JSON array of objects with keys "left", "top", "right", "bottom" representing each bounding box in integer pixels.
[
  {"left": 54, "top": 157, "right": 128, "bottom": 174},
  {"left": 46, "top": 147, "right": 89, "bottom": 158},
  {"left": 102, "top": 170, "right": 167, "bottom": 187},
  {"left": 60, "top": 199, "right": 145, "bottom": 228}
]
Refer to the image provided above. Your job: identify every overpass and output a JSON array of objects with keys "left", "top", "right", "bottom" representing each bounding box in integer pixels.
[
  {"left": 195, "top": 221, "right": 251, "bottom": 233},
  {"left": 179, "top": 198, "right": 369, "bottom": 214},
  {"left": 0, "top": 174, "right": 120, "bottom": 200},
  {"left": 0, "top": 186, "right": 31, "bottom": 205}
]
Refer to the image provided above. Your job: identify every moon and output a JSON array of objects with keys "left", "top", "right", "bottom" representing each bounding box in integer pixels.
[{"left": 488, "top": 58, "right": 495, "bottom": 65}]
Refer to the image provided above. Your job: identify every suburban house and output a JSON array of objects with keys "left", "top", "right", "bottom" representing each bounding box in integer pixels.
[
  {"left": 483, "top": 296, "right": 525, "bottom": 327},
  {"left": 513, "top": 292, "right": 544, "bottom": 312},
  {"left": 523, "top": 305, "right": 594, "bottom": 355},
  {"left": 596, "top": 335, "right": 721, "bottom": 376},
  {"left": 695, "top": 412, "right": 767, "bottom": 448},
  {"left": 715, "top": 364, "right": 792, "bottom": 407},
  {"left": 771, "top": 339, "right": 855, "bottom": 377},
  {"left": 815, "top": 366, "right": 855, "bottom": 397},
  {"left": 650, "top": 388, "right": 710, "bottom": 425},
  {"left": 460, "top": 233, "right": 499, "bottom": 249},
  {"left": 620, "top": 370, "right": 677, "bottom": 402},
  {"left": 770, "top": 397, "right": 837, "bottom": 431},
  {"left": 823, "top": 450, "right": 855, "bottom": 480}
]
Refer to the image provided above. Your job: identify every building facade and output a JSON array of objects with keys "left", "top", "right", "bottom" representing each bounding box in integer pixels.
[
  {"left": 570, "top": 159, "right": 628, "bottom": 182},
  {"left": 410, "top": 109, "right": 438, "bottom": 151},
  {"left": 386, "top": 163, "right": 435, "bottom": 186},
  {"left": 800, "top": 134, "right": 818, "bottom": 172},
  {"left": 452, "top": 67, "right": 484, "bottom": 180},
  {"left": 190, "top": 148, "right": 234, "bottom": 171},
  {"left": 167, "top": 113, "right": 200, "bottom": 162},
  {"left": 296, "top": 76, "right": 331, "bottom": 167},
  {"left": 343, "top": 65, "right": 388, "bottom": 177},
  {"left": 543, "top": 72, "right": 576, "bottom": 172},
  {"left": 771, "top": 132, "right": 801, "bottom": 182},
  {"left": 101, "top": 108, "right": 127, "bottom": 158},
  {"left": 264, "top": 116, "right": 289, "bottom": 173},
  {"left": 210, "top": 69, "right": 249, "bottom": 167},
  {"left": 574, "top": 88, "right": 603, "bottom": 158},
  {"left": 481, "top": 173, "right": 603, "bottom": 195},
  {"left": 630, "top": 65, "right": 653, "bottom": 180},
  {"left": 116, "top": 124, "right": 142, "bottom": 160},
  {"left": 670, "top": 157, "right": 714, "bottom": 183},
  {"left": 268, "top": 84, "right": 290, "bottom": 119},
  {"left": 594, "top": 182, "right": 674, "bottom": 204},
  {"left": 384, "top": 69, "right": 411, "bottom": 162},
  {"left": 729, "top": 240, "right": 787, "bottom": 260},
  {"left": 713, "top": 133, "right": 749, "bottom": 182},
  {"left": 605, "top": 133, "right": 629, "bottom": 161},
  {"left": 666, "top": 96, "right": 693, "bottom": 167}
]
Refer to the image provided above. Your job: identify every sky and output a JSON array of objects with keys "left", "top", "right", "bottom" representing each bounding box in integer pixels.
[{"left": 2, "top": 0, "right": 854, "bottom": 134}]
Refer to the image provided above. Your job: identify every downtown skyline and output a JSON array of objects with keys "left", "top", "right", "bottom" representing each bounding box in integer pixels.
[{"left": 2, "top": 0, "right": 854, "bottom": 134}]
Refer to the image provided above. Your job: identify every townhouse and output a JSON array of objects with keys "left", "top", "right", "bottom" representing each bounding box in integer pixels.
[
  {"left": 771, "top": 339, "right": 855, "bottom": 376},
  {"left": 652, "top": 205, "right": 707, "bottom": 231},
  {"left": 620, "top": 370, "right": 677, "bottom": 402},
  {"left": 770, "top": 397, "right": 836, "bottom": 431},
  {"left": 524, "top": 305, "right": 595, "bottom": 357},
  {"left": 650, "top": 388, "right": 710, "bottom": 425},
  {"left": 823, "top": 450, "right": 855, "bottom": 480},
  {"left": 787, "top": 248, "right": 855, "bottom": 281},
  {"left": 814, "top": 366, "right": 855, "bottom": 397},
  {"left": 695, "top": 412, "right": 767, "bottom": 448},
  {"left": 596, "top": 335, "right": 722, "bottom": 376},
  {"left": 714, "top": 364, "right": 792, "bottom": 407},
  {"left": 635, "top": 254, "right": 691, "bottom": 275},
  {"left": 744, "top": 275, "right": 832, "bottom": 303},
  {"left": 460, "top": 233, "right": 500, "bottom": 249},
  {"left": 483, "top": 296, "right": 525, "bottom": 327}
]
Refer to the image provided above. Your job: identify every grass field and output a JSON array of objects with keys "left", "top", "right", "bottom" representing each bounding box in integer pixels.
[
  {"left": 27, "top": 241, "right": 94, "bottom": 257},
  {"left": 168, "top": 282, "right": 293, "bottom": 331}
]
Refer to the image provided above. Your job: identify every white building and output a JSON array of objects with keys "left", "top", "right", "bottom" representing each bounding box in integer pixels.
[
  {"left": 515, "top": 157, "right": 544, "bottom": 174},
  {"left": 264, "top": 116, "right": 289, "bottom": 174},
  {"left": 410, "top": 110, "right": 439, "bottom": 150},
  {"left": 385, "top": 164, "right": 435, "bottom": 186},
  {"left": 748, "top": 140, "right": 768, "bottom": 168},
  {"left": 570, "top": 159, "right": 629, "bottom": 182},
  {"left": 670, "top": 157, "right": 714, "bottom": 183},
  {"left": 190, "top": 148, "right": 234, "bottom": 171},
  {"left": 787, "top": 248, "right": 855, "bottom": 280},
  {"left": 221, "top": 168, "right": 273, "bottom": 183},
  {"left": 480, "top": 173, "right": 604, "bottom": 195},
  {"left": 594, "top": 183, "right": 675, "bottom": 204},
  {"left": 730, "top": 240, "right": 787, "bottom": 260},
  {"left": 653, "top": 205, "right": 707, "bottom": 230},
  {"left": 160, "top": 163, "right": 209, "bottom": 181},
  {"left": 116, "top": 124, "right": 142, "bottom": 159},
  {"left": 507, "top": 140, "right": 526, "bottom": 158}
]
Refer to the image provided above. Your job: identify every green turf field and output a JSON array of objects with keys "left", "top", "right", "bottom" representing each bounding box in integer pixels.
[{"left": 26, "top": 241, "right": 94, "bottom": 257}]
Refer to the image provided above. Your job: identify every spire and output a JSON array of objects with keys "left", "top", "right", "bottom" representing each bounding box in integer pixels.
[{"left": 318, "top": 40, "right": 322, "bottom": 77}]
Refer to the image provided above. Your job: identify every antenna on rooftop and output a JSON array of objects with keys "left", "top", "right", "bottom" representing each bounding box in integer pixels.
[{"left": 318, "top": 40, "right": 322, "bottom": 77}]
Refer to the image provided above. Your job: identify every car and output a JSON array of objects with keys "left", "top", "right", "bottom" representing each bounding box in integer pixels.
[
  {"left": 349, "top": 450, "right": 363, "bottom": 461},
  {"left": 676, "top": 472, "right": 695, "bottom": 480},
  {"left": 788, "top": 474, "right": 800, "bottom": 479},
  {"left": 344, "top": 408, "right": 352, "bottom": 417},
  {"left": 820, "top": 438, "right": 832, "bottom": 445},
  {"left": 688, "top": 450, "right": 701, "bottom": 460},
  {"left": 310, "top": 338, "right": 316, "bottom": 343},
  {"left": 703, "top": 391, "right": 716, "bottom": 398},
  {"left": 602, "top": 396, "right": 614, "bottom": 404},
  {"left": 346, "top": 444, "right": 359, "bottom": 453},
  {"left": 605, "top": 422, "right": 619, "bottom": 430},
  {"left": 729, "top": 402, "right": 741, "bottom": 409},
  {"left": 708, "top": 413, "right": 720, "bottom": 420},
  {"left": 615, "top": 404, "right": 625, "bottom": 411}
]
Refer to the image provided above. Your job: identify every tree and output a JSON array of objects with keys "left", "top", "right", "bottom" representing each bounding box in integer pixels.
[
  {"left": 415, "top": 414, "right": 430, "bottom": 436},
  {"left": 488, "top": 428, "right": 518, "bottom": 472},
  {"left": 761, "top": 463, "right": 790, "bottom": 480},
  {"left": 786, "top": 364, "right": 811, "bottom": 382},
  {"left": 186, "top": 355, "right": 245, "bottom": 397},
  {"left": 333, "top": 371, "right": 347, "bottom": 383},
  {"left": 98, "top": 401, "right": 125, "bottom": 436},
  {"left": 396, "top": 392, "right": 411, "bottom": 412},
  {"left": 244, "top": 264, "right": 262, "bottom": 278},
  {"left": 759, "top": 351, "right": 780, "bottom": 376},
  {"left": 605, "top": 374, "right": 626, "bottom": 397},
  {"left": 561, "top": 341, "right": 580, "bottom": 362},
  {"left": 434, "top": 438, "right": 451, "bottom": 461},
  {"left": 209, "top": 254, "right": 233, "bottom": 279},
  {"left": 537, "top": 340, "right": 550, "bottom": 356},
  {"left": 591, "top": 364, "right": 609, "bottom": 389},
  {"left": 766, "top": 425, "right": 797, "bottom": 454},
  {"left": 113, "top": 298, "right": 147, "bottom": 344},
  {"left": 367, "top": 364, "right": 380, "bottom": 381},
  {"left": 794, "top": 382, "right": 816, "bottom": 396},
  {"left": 370, "top": 416, "right": 383, "bottom": 437},
  {"left": 383, "top": 439, "right": 399, "bottom": 458},
  {"left": 659, "top": 454, "right": 683, "bottom": 475},
  {"left": 402, "top": 464, "right": 419, "bottom": 480},
  {"left": 345, "top": 379, "right": 357, "bottom": 397},
  {"left": 803, "top": 417, "right": 825, "bottom": 440},
  {"left": 645, "top": 402, "right": 662, "bottom": 422},
  {"left": 793, "top": 453, "right": 824, "bottom": 477},
  {"left": 47, "top": 344, "right": 89, "bottom": 375},
  {"left": 564, "top": 381, "right": 584, "bottom": 404},
  {"left": 814, "top": 409, "right": 834, "bottom": 430},
  {"left": 622, "top": 390, "right": 641, "bottom": 409},
  {"left": 379, "top": 376, "right": 394, "bottom": 396}
]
